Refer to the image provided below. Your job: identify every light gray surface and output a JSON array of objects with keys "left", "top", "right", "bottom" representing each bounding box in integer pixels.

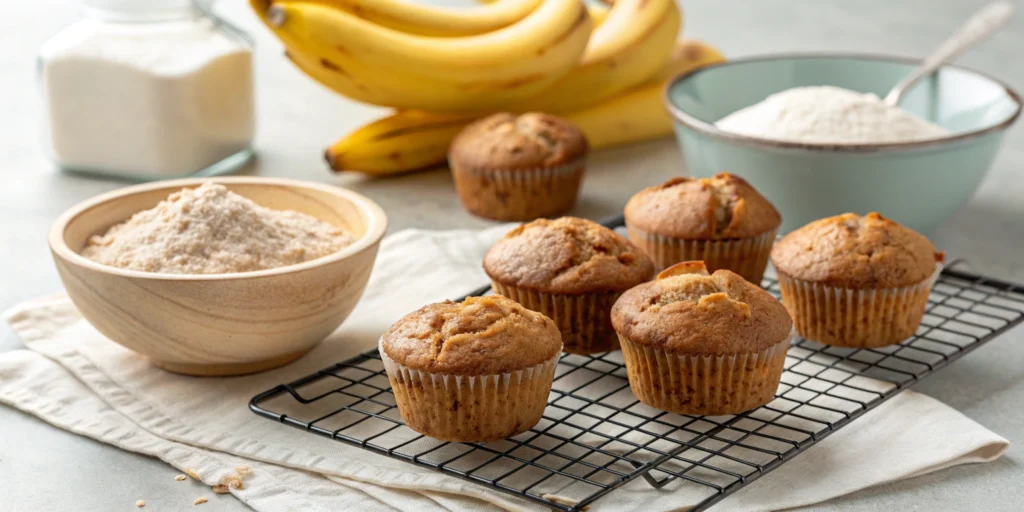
[{"left": 2, "top": 0, "right": 1023, "bottom": 510}]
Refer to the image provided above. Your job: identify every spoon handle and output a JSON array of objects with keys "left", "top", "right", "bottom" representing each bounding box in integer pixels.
[{"left": 884, "top": 1, "right": 1014, "bottom": 106}]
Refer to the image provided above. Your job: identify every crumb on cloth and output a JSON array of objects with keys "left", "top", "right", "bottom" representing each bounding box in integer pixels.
[
  {"left": 214, "top": 474, "right": 244, "bottom": 494},
  {"left": 542, "top": 494, "right": 589, "bottom": 510}
]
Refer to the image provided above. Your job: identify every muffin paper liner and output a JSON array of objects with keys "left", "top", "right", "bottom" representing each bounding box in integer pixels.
[
  {"left": 626, "top": 225, "right": 779, "bottom": 283},
  {"left": 450, "top": 158, "right": 586, "bottom": 221},
  {"left": 618, "top": 331, "right": 793, "bottom": 416},
  {"left": 491, "top": 282, "right": 621, "bottom": 354},
  {"left": 379, "top": 342, "right": 560, "bottom": 443},
  {"left": 776, "top": 265, "right": 942, "bottom": 348}
]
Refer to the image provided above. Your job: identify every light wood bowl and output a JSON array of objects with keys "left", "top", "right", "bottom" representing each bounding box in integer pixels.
[{"left": 49, "top": 177, "right": 388, "bottom": 376}]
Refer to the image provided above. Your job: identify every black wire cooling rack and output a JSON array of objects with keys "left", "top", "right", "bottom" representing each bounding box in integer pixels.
[{"left": 250, "top": 215, "right": 1024, "bottom": 512}]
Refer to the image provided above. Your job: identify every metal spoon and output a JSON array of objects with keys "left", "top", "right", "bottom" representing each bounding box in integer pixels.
[{"left": 884, "top": 1, "right": 1014, "bottom": 106}]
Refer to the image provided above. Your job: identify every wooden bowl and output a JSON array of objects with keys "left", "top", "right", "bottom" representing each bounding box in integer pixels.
[{"left": 48, "top": 177, "right": 388, "bottom": 376}]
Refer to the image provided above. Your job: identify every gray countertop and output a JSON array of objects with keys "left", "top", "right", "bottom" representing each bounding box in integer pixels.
[{"left": 3, "top": 0, "right": 1023, "bottom": 510}]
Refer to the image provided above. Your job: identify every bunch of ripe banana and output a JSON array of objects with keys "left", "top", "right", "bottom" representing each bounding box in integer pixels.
[{"left": 250, "top": 0, "right": 725, "bottom": 176}]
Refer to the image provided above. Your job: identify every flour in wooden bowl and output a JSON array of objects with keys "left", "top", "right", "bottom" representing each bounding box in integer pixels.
[{"left": 82, "top": 182, "right": 355, "bottom": 274}]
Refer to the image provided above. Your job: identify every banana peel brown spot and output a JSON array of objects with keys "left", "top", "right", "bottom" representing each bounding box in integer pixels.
[
  {"left": 495, "top": 73, "right": 547, "bottom": 90},
  {"left": 318, "top": 58, "right": 350, "bottom": 77},
  {"left": 682, "top": 42, "right": 703, "bottom": 60}
]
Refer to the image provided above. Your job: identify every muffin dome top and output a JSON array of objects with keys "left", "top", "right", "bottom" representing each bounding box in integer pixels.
[
  {"left": 449, "top": 112, "right": 588, "bottom": 170},
  {"left": 484, "top": 217, "right": 655, "bottom": 294},
  {"left": 624, "top": 173, "right": 781, "bottom": 240},
  {"left": 771, "top": 212, "right": 943, "bottom": 289},
  {"left": 611, "top": 262, "right": 792, "bottom": 354},
  {"left": 381, "top": 295, "right": 561, "bottom": 375}
]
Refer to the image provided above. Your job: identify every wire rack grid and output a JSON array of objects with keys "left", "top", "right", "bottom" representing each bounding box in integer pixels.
[{"left": 250, "top": 216, "right": 1024, "bottom": 512}]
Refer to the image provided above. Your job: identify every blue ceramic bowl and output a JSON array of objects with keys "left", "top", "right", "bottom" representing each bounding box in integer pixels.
[{"left": 664, "top": 54, "right": 1021, "bottom": 234}]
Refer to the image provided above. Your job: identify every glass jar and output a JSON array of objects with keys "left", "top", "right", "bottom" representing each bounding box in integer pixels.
[{"left": 37, "top": 0, "right": 255, "bottom": 181}]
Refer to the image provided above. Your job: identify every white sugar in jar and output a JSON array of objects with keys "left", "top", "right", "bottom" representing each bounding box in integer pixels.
[{"left": 38, "top": 0, "right": 255, "bottom": 181}]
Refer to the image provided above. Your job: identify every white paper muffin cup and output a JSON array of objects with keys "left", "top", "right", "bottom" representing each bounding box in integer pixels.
[
  {"left": 618, "top": 331, "right": 793, "bottom": 415},
  {"left": 450, "top": 158, "right": 586, "bottom": 221},
  {"left": 626, "top": 225, "right": 778, "bottom": 283},
  {"left": 776, "top": 265, "right": 941, "bottom": 348},
  {"left": 492, "top": 282, "right": 621, "bottom": 354},
  {"left": 379, "top": 342, "right": 560, "bottom": 443}
]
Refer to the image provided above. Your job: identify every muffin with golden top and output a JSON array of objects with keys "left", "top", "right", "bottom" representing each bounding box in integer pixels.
[
  {"left": 449, "top": 112, "right": 588, "bottom": 222},
  {"left": 611, "top": 261, "right": 793, "bottom": 415},
  {"left": 771, "top": 212, "right": 943, "bottom": 348},
  {"left": 624, "top": 173, "right": 781, "bottom": 283},
  {"left": 485, "top": 217, "right": 655, "bottom": 354},
  {"left": 380, "top": 295, "right": 561, "bottom": 442}
]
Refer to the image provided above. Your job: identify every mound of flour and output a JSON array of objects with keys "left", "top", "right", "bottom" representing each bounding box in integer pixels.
[
  {"left": 715, "top": 86, "right": 948, "bottom": 144},
  {"left": 83, "top": 183, "right": 354, "bottom": 274}
]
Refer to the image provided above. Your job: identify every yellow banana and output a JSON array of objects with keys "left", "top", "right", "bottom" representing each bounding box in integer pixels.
[
  {"left": 509, "top": 0, "right": 681, "bottom": 113},
  {"left": 259, "top": 0, "right": 592, "bottom": 85},
  {"left": 326, "top": 39, "right": 726, "bottom": 175},
  {"left": 566, "top": 39, "right": 726, "bottom": 147},
  {"left": 587, "top": 2, "right": 611, "bottom": 26},
  {"left": 272, "top": 0, "right": 542, "bottom": 37},
  {"left": 563, "top": 82, "right": 670, "bottom": 148},
  {"left": 654, "top": 38, "right": 727, "bottom": 81},
  {"left": 284, "top": 50, "right": 396, "bottom": 106},
  {"left": 254, "top": 0, "right": 675, "bottom": 113},
  {"left": 570, "top": 0, "right": 678, "bottom": 79},
  {"left": 476, "top": 0, "right": 611, "bottom": 27},
  {"left": 326, "top": 86, "right": 665, "bottom": 175},
  {"left": 567, "top": 39, "right": 725, "bottom": 148},
  {"left": 284, "top": 44, "right": 562, "bottom": 112},
  {"left": 325, "top": 111, "right": 477, "bottom": 173},
  {"left": 258, "top": 2, "right": 412, "bottom": 107},
  {"left": 253, "top": 0, "right": 591, "bottom": 112}
]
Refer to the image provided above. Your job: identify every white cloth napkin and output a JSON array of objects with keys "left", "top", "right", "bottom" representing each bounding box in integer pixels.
[{"left": 0, "top": 225, "right": 1009, "bottom": 512}]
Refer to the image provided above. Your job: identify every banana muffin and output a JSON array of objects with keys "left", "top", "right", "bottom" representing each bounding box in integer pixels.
[
  {"left": 484, "top": 217, "right": 655, "bottom": 354},
  {"left": 449, "top": 112, "right": 588, "bottom": 221},
  {"left": 624, "top": 173, "right": 781, "bottom": 283},
  {"left": 611, "top": 261, "right": 793, "bottom": 415},
  {"left": 379, "top": 295, "right": 561, "bottom": 443},
  {"left": 771, "top": 212, "right": 943, "bottom": 348}
]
